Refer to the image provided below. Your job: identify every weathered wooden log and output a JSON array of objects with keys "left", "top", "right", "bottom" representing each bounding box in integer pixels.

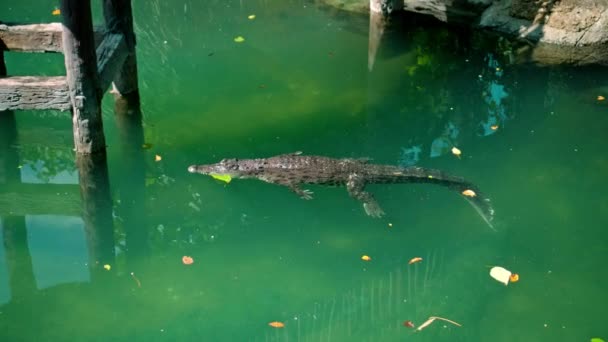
[
  {"left": 61, "top": 0, "right": 105, "bottom": 154},
  {"left": 0, "top": 76, "right": 71, "bottom": 111},
  {"left": 0, "top": 23, "right": 63, "bottom": 53},
  {"left": 96, "top": 33, "right": 128, "bottom": 93},
  {"left": 103, "top": 0, "right": 139, "bottom": 95},
  {"left": 0, "top": 23, "right": 107, "bottom": 53}
]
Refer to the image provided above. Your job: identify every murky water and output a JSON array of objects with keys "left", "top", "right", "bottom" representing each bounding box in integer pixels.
[{"left": 1, "top": 1, "right": 608, "bottom": 341}]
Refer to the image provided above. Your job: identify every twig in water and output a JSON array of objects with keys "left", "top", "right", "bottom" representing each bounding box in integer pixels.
[
  {"left": 416, "top": 316, "right": 461, "bottom": 331},
  {"left": 130, "top": 272, "right": 142, "bottom": 288}
]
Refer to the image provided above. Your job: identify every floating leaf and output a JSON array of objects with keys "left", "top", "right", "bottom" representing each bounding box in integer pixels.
[
  {"left": 408, "top": 257, "right": 423, "bottom": 265},
  {"left": 268, "top": 321, "right": 285, "bottom": 328},
  {"left": 490, "top": 266, "right": 512, "bottom": 285},
  {"left": 210, "top": 173, "right": 232, "bottom": 183},
  {"left": 361, "top": 255, "right": 371, "bottom": 261},
  {"left": 103, "top": 264, "right": 111, "bottom": 271},
  {"left": 155, "top": 155, "right": 162, "bottom": 162},
  {"left": 591, "top": 338, "right": 605, "bottom": 342},
  {"left": 461, "top": 189, "right": 476, "bottom": 197},
  {"left": 388, "top": 223, "right": 393, "bottom": 228},
  {"left": 490, "top": 125, "right": 499, "bottom": 131},
  {"left": 597, "top": 96, "right": 605, "bottom": 101},
  {"left": 248, "top": 14, "right": 256, "bottom": 20},
  {"left": 182, "top": 256, "right": 194, "bottom": 265},
  {"left": 451, "top": 147, "right": 462, "bottom": 157},
  {"left": 234, "top": 36, "right": 245, "bottom": 43},
  {"left": 52, "top": 8, "right": 61, "bottom": 16},
  {"left": 509, "top": 273, "right": 520, "bottom": 283}
]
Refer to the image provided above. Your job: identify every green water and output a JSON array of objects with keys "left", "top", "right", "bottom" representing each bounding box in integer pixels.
[{"left": 2, "top": 1, "right": 608, "bottom": 341}]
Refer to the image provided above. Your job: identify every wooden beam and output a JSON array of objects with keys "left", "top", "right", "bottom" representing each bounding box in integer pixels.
[
  {"left": 0, "top": 23, "right": 63, "bottom": 53},
  {"left": 0, "top": 23, "right": 106, "bottom": 53},
  {"left": 0, "top": 76, "right": 71, "bottom": 111},
  {"left": 61, "top": 0, "right": 105, "bottom": 154},
  {"left": 0, "top": 183, "right": 81, "bottom": 216},
  {"left": 96, "top": 33, "right": 128, "bottom": 93}
]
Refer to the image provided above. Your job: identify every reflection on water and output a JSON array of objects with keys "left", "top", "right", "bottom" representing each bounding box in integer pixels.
[{"left": 1, "top": 0, "right": 608, "bottom": 341}]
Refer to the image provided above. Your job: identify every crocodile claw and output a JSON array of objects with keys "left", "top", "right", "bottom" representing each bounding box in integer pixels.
[{"left": 363, "top": 202, "right": 385, "bottom": 218}]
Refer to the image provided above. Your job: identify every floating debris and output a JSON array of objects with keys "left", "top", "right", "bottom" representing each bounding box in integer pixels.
[
  {"left": 416, "top": 316, "right": 461, "bottom": 331},
  {"left": 155, "top": 154, "right": 162, "bottom": 162},
  {"left": 182, "top": 256, "right": 194, "bottom": 265},
  {"left": 509, "top": 273, "right": 520, "bottom": 283},
  {"left": 490, "top": 125, "right": 499, "bottom": 131},
  {"left": 490, "top": 266, "right": 512, "bottom": 285},
  {"left": 403, "top": 320, "right": 415, "bottom": 328},
  {"left": 130, "top": 272, "right": 142, "bottom": 288},
  {"left": 408, "top": 257, "right": 423, "bottom": 265},
  {"left": 234, "top": 36, "right": 245, "bottom": 43},
  {"left": 361, "top": 255, "right": 371, "bottom": 261},
  {"left": 103, "top": 264, "right": 111, "bottom": 271},
  {"left": 451, "top": 146, "right": 462, "bottom": 158},
  {"left": 52, "top": 8, "right": 61, "bottom": 16},
  {"left": 248, "top": 14, "right": 256, "bottom": 20},
  {"left": 598, "top": 96, "right": 605, "bottom": 101},
  {"left": 268, "top": 321, "right": 285, "bottom": 328}
]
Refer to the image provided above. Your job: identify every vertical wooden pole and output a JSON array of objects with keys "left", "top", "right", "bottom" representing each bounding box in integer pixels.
[
  {"left": 114, "top": 94, "right": 149, "bottom": 264},
  {"left": 0, "top": 50, "right": 6, "bottom": 76},
  {"left": 60, "top": 0, "right": 105, "bottom": 154},
  {"left": 368, "top": 0, "right": 403, "bottom": 71},
  {"left": 2, "top": 216, "right": 38, "bottom": 302},
  {"left": 103, "top": 0, "right": 139, "bottom": 96}
]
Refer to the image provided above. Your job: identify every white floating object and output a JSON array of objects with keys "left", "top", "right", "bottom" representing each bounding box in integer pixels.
[{"left": 490, "top": 266, "right": 512, "bottom": 286}]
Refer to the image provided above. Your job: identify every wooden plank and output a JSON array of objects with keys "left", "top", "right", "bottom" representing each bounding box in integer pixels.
[
  {"left": 0, "top": 76, "right": 71, "bottom": 111},
  {"left": 61, "top": 0, "right": 106, "bottom": 154},
  {"left": 96, "top": 33, "right": 128, "bottom": 93},
  {"left": 0, "top": 23, "right": 106, "bottom": 53},
  {"left": 0, "top": 183, "right": 81, "bottom": 216},
  {"left": 0, "top": 23, "right": 63, "bottom": 53}
]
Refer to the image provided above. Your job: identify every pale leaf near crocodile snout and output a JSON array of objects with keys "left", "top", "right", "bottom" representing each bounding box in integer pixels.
[{"left": 210, "top": 173, "right": 232, "bottom": 183}]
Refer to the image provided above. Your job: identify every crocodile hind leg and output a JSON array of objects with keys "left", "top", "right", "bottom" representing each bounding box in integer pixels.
[{"left": 346, "top": 174, "right": 385, "bottom": 218}]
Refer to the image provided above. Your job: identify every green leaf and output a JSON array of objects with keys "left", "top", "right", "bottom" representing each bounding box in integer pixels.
[
  {"left": 591, "top": 338, "right": 605, "bottom": 342},
  {"left": 210, "top": 173, "right": 232, "bottom": 183}
]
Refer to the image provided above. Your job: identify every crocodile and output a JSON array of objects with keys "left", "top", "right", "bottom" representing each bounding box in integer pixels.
[{"left": 188, "top": 152, "right": 495, "bottom": 228}]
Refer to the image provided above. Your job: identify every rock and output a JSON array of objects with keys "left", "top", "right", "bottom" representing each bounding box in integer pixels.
[{"left": 317, "top": 0, "right": 608, "bottom": 66}]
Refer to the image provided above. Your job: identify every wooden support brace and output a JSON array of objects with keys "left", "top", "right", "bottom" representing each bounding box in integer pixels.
[
  {"left": 0, "top": 76, "right": 71, "bottom": 111},
  {"left": 96, "top": 33, "right": 128, "bottom": 93}
]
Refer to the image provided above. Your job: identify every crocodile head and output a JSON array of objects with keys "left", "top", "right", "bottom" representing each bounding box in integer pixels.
[{"left": 188, "top": 158, "right": 253, "bottom": 178}]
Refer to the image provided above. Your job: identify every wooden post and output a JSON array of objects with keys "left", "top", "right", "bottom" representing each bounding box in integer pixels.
[
  {"left": 76, "top": 152, "right": 116, "bottom": 275},
  {"left": 368, "top": 0, "right": 403, "bottom": 71},
  {"left": 2, "top": 216, "right": 38, "bottom": 301},
  {"left": 60, "top": 0, "right": 105, "bottom": 154},
  {"left": 114, "top": 93, "right": 149, "bottom": 262},
  {"left": 103, "top": 0, "right": 139, "bottom": 96},
  {"left": 0, "top": 50, "right": 6, "bottom": 76}
]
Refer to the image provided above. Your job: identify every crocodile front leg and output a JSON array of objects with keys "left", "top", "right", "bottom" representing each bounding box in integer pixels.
[
  {"left": 272, "top": 179, "right": 314, "bottom": 200},
  {"left": 346, "top": 174, "right": 385, "bottom": 218}
]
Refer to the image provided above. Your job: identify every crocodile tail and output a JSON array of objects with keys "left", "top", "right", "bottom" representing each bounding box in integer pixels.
[{"left": 400, "top": 167, "right": 495, "bottom": 230}]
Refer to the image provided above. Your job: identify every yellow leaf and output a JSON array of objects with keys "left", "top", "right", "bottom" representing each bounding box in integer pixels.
[
  {"left": 103, "top": 264, "right": 111, "bottom": 271},
  {"left": 268, "top": 321, "right": 285, "bottom": 328},
  {"left": 210, "top": 173, "right": 232, "bottom": 183},
  {"left": 598, "top": 95, "right": 605, "bottom": 101},
  {"left": 490, "top": 125, "right": 499, "bottom": 131},
  {"left": 408, "top": 257, "right": 423, "bottom": 265},
  {"left": 155, "top": 155, "right": 162, "bottom": 162},
  {"left": 248, "top": 14, "right": 256, "bottom": 20},
  {"left": 52, "top": 8, "right": 61, "bottom": 16},
  {"left": 234, "top": 36, "right": 245, "bottom": 43},
  {"left": 361, "top": 255, "right": 371, "bottom": 261},
  {"left": 451, "top": 147, "right": 461, "bottom": 157}
]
